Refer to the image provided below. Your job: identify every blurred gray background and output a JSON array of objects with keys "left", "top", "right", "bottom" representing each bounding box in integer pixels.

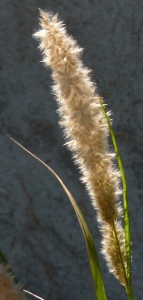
[{"left": 0, "top": 1, "right": 143, "bottom": 299}]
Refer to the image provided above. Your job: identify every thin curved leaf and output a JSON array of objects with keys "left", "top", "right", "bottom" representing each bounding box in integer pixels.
[{"left": 9, "top": 136, "right": 107, "bottom": 300}]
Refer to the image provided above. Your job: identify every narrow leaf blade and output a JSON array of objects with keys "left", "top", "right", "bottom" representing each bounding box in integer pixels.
[{"left": 9, "top": 136, "right": 107, "bottom": 300}]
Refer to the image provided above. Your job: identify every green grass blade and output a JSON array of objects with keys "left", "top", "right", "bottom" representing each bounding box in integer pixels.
[
  {"left": 0, "top": 249, "right": 9, "bottom": 266},
  {"left": 97, "top": 98, "right": 131, "bottom": 284},
  {"left": 9, "top": 136, "right": 107, "bottom": 300}
]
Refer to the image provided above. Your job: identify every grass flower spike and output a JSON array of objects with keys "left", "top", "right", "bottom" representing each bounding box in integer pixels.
[
  {"left": 34, "top": 9, "right": 128, "bottom": 287},
  {"left": 0, "top": 265, "right": 27, "bottom": 300}
]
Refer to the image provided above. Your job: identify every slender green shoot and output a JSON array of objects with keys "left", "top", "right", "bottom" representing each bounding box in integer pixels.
[{"left": 112, "top": 223, "right": 128, "bottom": 288}]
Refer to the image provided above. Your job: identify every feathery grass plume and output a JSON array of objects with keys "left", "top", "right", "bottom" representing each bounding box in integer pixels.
[
  {"left": 33, "top": 9, "right": 127, "bottom": 286},
  {"left": 0, "top": 265, "right": 27, "bottom": 300}
]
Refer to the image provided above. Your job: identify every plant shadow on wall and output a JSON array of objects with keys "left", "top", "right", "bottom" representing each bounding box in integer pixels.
[{"left": 0, "top": 9, "right": 135, "bottom": 300}]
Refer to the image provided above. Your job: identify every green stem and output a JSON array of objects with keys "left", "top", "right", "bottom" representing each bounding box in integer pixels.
[
  {"left": 127, "top": 285, "right": 134, "bottom": 300},
  {"left": 112, "top": 222, "right": 128, "bottom": 288},
  {"left": 113, "top": 223, "right": 134, "bottom": 300},
  {"left": 98, "top": 97, "right": 131, "bottom": 283}
]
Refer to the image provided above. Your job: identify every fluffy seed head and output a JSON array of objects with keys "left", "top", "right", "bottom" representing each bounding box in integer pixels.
[
  {"left": 34, "top": 10, "right": 122, "bottom": 225},
  {"left": 34, "top": 9, "right": 128, "bottom": 285},
  {"left": 0, "top": 265, "right": 27, "bottom": 300}
]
